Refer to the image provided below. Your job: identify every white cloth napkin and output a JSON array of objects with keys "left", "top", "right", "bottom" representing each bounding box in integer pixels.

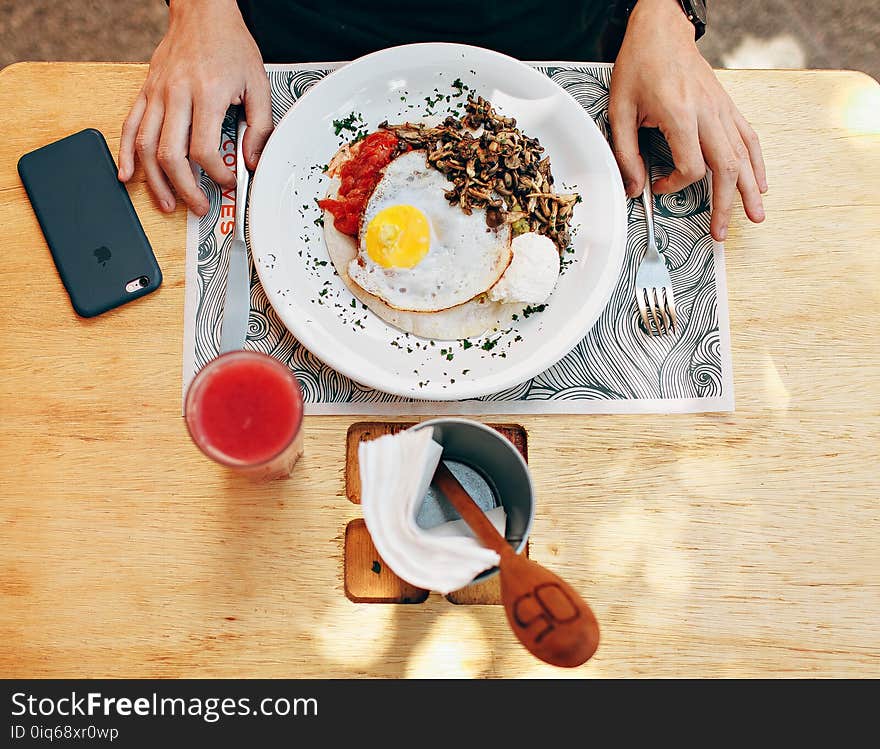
[{"left": 359, "top": 426, "right": 504, "bottom": 594}]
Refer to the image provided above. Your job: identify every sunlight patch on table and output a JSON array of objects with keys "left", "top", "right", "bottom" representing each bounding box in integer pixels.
[
  {"left": 763, "top": 353, "right": 791, "bottom": 410},
  {"left": 840, "top": 81, "right": 880, "bottom": 136},
  {"left": 675, "top": 453, "right": 741, "bottom": 499},
  {"left": 589, "top": 503, "right": 651, "bottom": 582},
  {"left": 405, "top": 610, "right": 489, "bottom": 678},
  {"left": 588, "top": 500, "right": 692, "bottom": 635},
  {"left": 643, "top": 541, "right": 692, "bottom": 600},
  {"left": 589, "top": 502, "right": 691, "bottom": 590},
  {"left": 314, "top": 599, "right": 394, "bottom": 668}
]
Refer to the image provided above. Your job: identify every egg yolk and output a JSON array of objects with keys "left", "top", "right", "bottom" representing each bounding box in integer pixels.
[{"left": 364, "top": 204, "right": 430, "bottom": 268}]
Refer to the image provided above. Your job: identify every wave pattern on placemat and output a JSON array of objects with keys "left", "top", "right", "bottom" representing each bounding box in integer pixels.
[
  {"left": 266, "top": 69, "right": 332, "bottom": 125},
  {"left": 540, "top": 66, "right": 612, "bottom": 140},
  {"left": 188, "top": 64, "right": 726, "bottom": 409},
  {"left": 192, "top": 113, "right": 238, "bottom": 372}
]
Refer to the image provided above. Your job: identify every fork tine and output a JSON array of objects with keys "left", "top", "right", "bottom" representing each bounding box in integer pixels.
[
  {"left": 661, "top": 287, "right": 676, "bottom": 334},
  {"left": 665, "top": 286, "right": 678, "bottom": 332},
  {"left": 636, "top": 288, "right": 652, "bottom": 333},
  {"left": 647, "top": 288, "right": 663, "bottom": 335},
  {"left": 654, "top": 288, "right": 671, "bottom": 334}
]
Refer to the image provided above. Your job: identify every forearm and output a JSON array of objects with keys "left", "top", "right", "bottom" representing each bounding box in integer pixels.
[
  {"left": 625, "top": 0, "right": 701, "bottom": 43},
  {"left": 166, "top": 0, "right": 242, "bottom": 16}
]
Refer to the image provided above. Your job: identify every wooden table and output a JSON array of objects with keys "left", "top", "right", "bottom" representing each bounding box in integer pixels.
[{"left": 1, "top": 63, "right": 878, "bottom": 678}]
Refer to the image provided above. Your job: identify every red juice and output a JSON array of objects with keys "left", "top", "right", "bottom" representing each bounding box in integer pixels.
[{"left": 185, "top": 351, "right": 304, "bottom": 479}]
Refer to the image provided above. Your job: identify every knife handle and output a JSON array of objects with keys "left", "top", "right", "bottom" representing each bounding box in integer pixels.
[{"left": 234, "top": 110, "right": 250, "bottom": 244}]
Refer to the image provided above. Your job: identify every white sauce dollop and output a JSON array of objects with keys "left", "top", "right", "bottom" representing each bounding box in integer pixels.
[{"left": 488, "top": 232, "right": 560, "bottom": 304}]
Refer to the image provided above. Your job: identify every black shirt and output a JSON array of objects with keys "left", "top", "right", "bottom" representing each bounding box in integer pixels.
[{"left": 236, "top": 1, "right": 630, "bottom": 63}]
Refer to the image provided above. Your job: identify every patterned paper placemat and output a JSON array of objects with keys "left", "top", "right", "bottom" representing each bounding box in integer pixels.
[{"left": 182, "top": 62, "right": 734, "bottom": 415}]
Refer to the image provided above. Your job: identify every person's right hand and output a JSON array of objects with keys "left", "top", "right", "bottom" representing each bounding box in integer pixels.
[{"left": 118, "top": 0, "right": 273, "bottom": 216}]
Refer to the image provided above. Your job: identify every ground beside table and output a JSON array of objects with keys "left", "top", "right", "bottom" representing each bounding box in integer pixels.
[{"left": 0, "top": 63, "right": 878, "bottom": 678}]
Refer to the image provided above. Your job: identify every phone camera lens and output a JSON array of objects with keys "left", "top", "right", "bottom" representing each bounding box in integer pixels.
[{"left": 139, "top": 276, "right": 149, "bottom": 288}]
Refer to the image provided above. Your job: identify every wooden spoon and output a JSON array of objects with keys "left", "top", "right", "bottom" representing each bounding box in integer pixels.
[{"left": 433, "top": 462, "right": 600, "bottom": 668}]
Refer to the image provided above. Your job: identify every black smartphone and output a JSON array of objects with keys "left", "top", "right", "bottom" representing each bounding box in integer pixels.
[{"left": 18, "top": 128, "right": 162, "bottom": 318}]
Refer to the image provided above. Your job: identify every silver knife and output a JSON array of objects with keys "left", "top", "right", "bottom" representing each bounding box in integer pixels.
[{"left": 219, "top": 110, "right": 251, "bottom": 353}]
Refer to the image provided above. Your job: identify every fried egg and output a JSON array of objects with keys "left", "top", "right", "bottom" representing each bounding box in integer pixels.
[{"left": 348, "top": 151, "right": 512, "bottom": 312}]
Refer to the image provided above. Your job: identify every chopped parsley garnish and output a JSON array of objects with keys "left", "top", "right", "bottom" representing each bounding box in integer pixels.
[
  {"left": 461, "top": 339, "right": 473, "bottom": 350},
  {"left": 480, "top": 337, "right": 500, "bottom": 351},
  {"left": 332, "top": 111, "right": 367, "bottom": 138},
  {"left": 522, "top": 304, "right": 547, "bottom": 318}
]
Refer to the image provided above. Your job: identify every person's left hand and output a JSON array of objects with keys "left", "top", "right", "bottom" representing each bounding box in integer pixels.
[{"left": 609, "top": 0, "right": 767, "bottom": 241}]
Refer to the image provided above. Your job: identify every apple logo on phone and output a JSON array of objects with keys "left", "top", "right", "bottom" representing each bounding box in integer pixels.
[{"left": 93, "top": 246, "right": 112, "bottom": 266}]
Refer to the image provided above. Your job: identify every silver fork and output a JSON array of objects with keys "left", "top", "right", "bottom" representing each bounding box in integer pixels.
[{"left": 634, "top": 137, "right": 677, "bottom": 336}]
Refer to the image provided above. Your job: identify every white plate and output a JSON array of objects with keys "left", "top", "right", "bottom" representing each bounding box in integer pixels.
[{"left": 249, "top": 43, "right": 627, "bottom": 401}]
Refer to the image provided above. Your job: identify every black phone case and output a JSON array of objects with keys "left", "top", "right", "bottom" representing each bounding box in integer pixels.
[{"left": 17, "top": 128, "right": 162, "bottom": 318}]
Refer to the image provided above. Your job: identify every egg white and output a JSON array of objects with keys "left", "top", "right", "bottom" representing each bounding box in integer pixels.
[{"left": 348, "top": 151, "right": 512, "bottom": 312}]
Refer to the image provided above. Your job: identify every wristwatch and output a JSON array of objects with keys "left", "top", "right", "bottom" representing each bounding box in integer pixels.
[
  {"left": 677, "top": 0, "right": 707, "bottom": 40},
  {"left": 624, "top": 1, "right": 708, "bottom": 41}
]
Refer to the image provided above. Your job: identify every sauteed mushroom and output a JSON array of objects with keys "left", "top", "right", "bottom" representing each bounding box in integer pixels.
[{"left": 379, "top": 95, "right": 579, "bottom": 253}]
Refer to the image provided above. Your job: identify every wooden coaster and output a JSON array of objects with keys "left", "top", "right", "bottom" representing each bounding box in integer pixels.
[
  {"left": 344, "top": 519, "right": 429, "bottom": 604},
  {"left": 345, "top": 422, "right": 416, "bottom": 504},
  {"left": 343, "top": 421, "right": 529, "bottom": 605}
]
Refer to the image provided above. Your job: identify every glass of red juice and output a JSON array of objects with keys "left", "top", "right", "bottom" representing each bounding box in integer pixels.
[{"left": 185, "top": 351, "right": 304, "bottom": 480}]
